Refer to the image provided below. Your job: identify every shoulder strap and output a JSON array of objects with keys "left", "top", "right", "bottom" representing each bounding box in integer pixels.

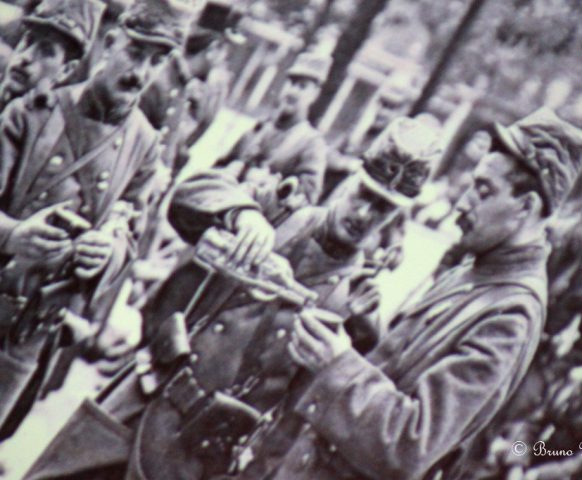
[{"left": 19, "top": 91, "right": 125, "bottom": 209}]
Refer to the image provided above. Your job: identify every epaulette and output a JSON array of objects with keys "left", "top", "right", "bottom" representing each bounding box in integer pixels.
[{"left": 23, "top": 88, "right": 57, "bottom": 111}]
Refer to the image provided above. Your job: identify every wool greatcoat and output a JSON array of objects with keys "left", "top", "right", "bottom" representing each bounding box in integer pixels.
[
  {"left": 24, "top": 170, "right": 366, "bottom": 480},
  {"left": 0, "top": 83, "right": 159, "bottom": 434},
  {"left": 228, "top": 236, "right": 549, "bottom": 480}
]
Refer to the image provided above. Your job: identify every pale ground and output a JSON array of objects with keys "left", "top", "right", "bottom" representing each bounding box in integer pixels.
[{"left": 0, "top": 109, "right": 457, "bottom": 479}]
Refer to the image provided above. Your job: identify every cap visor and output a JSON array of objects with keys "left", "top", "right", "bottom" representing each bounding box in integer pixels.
[
  {"left": 358, "top": 168, "right": 414, "bottom": 207},
  {"left": 23, "top": 17, "right": 85, "bottom": 53},
  {"left": 124, "top": 28, "right": 178, "bottom": 50}
]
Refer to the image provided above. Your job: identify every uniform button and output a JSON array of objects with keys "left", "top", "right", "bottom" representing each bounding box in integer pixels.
[
  {"left": 169, "top": 88, "right": 179, "bottom": 98},
  {"left": 306, "top": 403, "right": 317, "bottom": 415},
  {"left": 160, "top": 126, "right": 170, "bottom": 137},
  {"left": 166, "top": 107, "right": 176, "bottom": 117},
  {"left": 96, "top": 181, "right": 109, "bottom": 192},
  {"left": 49, "top": 155, "right": 64, "bottom": 167},
  {"left": 213, "top": 323, "right": 225, "bottom": 334},
  {"left": 114, "top": 137, "right": 123, "bottom": 149},
  {"left": 38, "top": 191, "right": 48, "bottom": 201},
  {"left": 276, "top": 328, "right": 286, "bottom": 339},
  {"left": 99, "top": 171, "right": 110, "bottom": 181},
  {"left": 329, "top": 444, "right": 337, "bottom": 453},
  {"left": 190, "top": 353, "right": 199, "bottom": 364},
  {"left": 201, "top": 440, "right": 210, "bottom": 449},
  {"left": 80, "top": 205, "right": 91, "bottom": 215},
  {"left": 301, "top": 453, "right": 311, "bottom": 466},
  {"left": 328, "top": 275, "right": 340, "bottom": 285}
]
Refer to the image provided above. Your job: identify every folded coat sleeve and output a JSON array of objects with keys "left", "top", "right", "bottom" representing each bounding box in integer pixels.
[
  {"left": 294, "top": 311, "right": 532, "bottom": 479},
  {"left": 0, "top": 99, "right": 26, "bottom": 250},
  {"left": 168, "top": 169, "right": 261, "bottom": 245}
]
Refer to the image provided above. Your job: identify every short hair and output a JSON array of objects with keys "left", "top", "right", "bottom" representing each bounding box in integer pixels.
[{"left": 491, "top": 136, "right": 550, "bottom": 217}]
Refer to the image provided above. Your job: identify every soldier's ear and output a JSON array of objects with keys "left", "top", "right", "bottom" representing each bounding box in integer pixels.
[
  {"left": 521, "top": 191, "right": 542, "bottom": 217},
  {"left": 55, "top": 59, "right": 80, "bottom": 85},
  {"left": 103, "top": 30, "right": 119, "bottom": 51}
]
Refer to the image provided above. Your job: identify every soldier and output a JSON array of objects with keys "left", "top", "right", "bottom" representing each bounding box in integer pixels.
[
  {"left": 224, "top": 108, "right": 582, "bottom": 480},
  {"left": 23, "top": 116, "right": 441, "bottom": 480},
  {"left": 0, "top": 0, "right": 192, "bottom": 439},
  {"left": 215, "top": 50, "right": 332, "bottom": 217},
  {"left": 140, "top": 0, "right": 245, "bottom": 175},
  {"left": 0, "top": 0, "right": 105, "bottom": 113},
  {"left": 322, "top": 77, "right": 416, "bottom": 201}
]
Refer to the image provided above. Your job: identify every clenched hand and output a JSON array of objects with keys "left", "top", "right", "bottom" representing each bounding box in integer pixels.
[
  {"left": 74, "top": 230, "right": 115, "bottom": 279},
  {"left": 230, "top": 208, "right": 275, "bottom": 268},
  {"left": 288, "top": 308, "right": 352, "bottom": 373},
  {"left": 4, "top": 202, "right": 86, "bottom": 260}
]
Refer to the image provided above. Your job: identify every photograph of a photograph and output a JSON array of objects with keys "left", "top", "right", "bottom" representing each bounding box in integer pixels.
[{"left": 0, "top": 0, "right": 581, "bottom": 479}]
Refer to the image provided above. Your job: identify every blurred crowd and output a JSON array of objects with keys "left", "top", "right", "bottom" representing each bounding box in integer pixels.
[{"left": 0, "top": 1, "right": 582, "bottom": 479}]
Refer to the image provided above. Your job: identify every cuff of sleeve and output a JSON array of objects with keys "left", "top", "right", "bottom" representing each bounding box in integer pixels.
[
  {"left": 294, "top": 348, "right": 396, "bottom": 424},
  {"left": 223, "top": 206, "right": 260, "bottom": 232}
]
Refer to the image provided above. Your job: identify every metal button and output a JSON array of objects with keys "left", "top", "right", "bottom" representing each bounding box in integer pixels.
[
  {"left": 276, "top": 328, "right": 287, "bottom": 339},
  {"left": 306, "top": 403, "right": 317, "bottom": 415},
  {"left": 114, "top": 137, "right": 123, "bottom": 149},
  {"left": 49, "top": 155, "right": 64, "bottom": 166},
  {"left": 96, "top": 181, "right": 109, "bottom": 192},
  {"left": 99, "top": 171, "right": 110, "bottom": 181},
  {"left": 166, "top": 107, "right": 176, "bottom": 117},
  {"left": 328, "top": 275, "right": 340, "bottom": 285},
  {"left": 38, "top": 191, "right": 48, "bottom": 201},
  {"left": 301, "top": 453, "right": 311, "bottom": 466},
  {"left": 80, "top": 205, "right": 91, "bottom": 215},
  {"left": 169, "top": 88, "right": 179, "bottom": 98},
  {"left": 213, "top": 323, "right": 225, "bottom": 334},
  {"left": 201, "top": 440, "right": 210, "bottom": 449},
  {"left": 160, "top": 126, "right": 170, "bottom": 137},
  {"left": 190, "top": 353, "right": 199, "bottom": 364},
  {"left": 329, "top": 444, "right": 337, "bottom": 453}
]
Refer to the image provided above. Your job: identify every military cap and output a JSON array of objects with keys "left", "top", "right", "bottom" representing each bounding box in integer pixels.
[
  {"left": 287, "top": 51, "right": 333, "bottom": 85},
  {"left": 119, "top": 0, "right": 195, "bottom": 49},
  {"left": 23, "top": 0, "right": 106, "bottom": 55},
  {"left": 194, "top": 0, "right": 246, "bottom": 45},
  {"left": 361, "top": 116, "right": 442, "bottom": 205},
  {"left": 494, "top": 107, "right": 582, "bottom": 214},
  {"left": 377, "top": 78, "right": 415, "bottom": 107}
]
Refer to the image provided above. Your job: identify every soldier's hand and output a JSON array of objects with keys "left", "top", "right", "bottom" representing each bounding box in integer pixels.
[
  {"left": 231, "top": 209, "right": 275, "bottom": 268},
  {"left": 349, "top": 270, "right": 381, "bottom": 317},
  {"left": 288, "top": 308, "right": 351, "bottom": 373},
  {"left": 4, "top": 202, "right": 78, "bottom": 260},
  {"left": 74, "top": 230, "right": 114, "bottom": 280}
]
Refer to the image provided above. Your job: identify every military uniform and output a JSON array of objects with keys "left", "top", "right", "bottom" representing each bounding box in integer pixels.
[
  {"left": 24, "top": 167, "right": 365, "bottom": 479},
  {"left": 0, "top": 83, "right": 159, "bottom": 435},
  {"left": 224, "top": 107, "right": 582, "bottom": 480},
  {"left": 0, "top": 0, "right": 193, "bottom": 438},
  {"left": 231, "top": 240, "right": 548, "bottom": 480}
]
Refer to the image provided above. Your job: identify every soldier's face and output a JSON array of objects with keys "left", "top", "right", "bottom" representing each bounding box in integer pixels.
[
  {"left": 3, "top": 30, "right": 68, "bottom": 98},
  {"left": 95, "top": 30, "right": 170, "bottom": 108},
  {"left": 455, "top": 152, "right": 526, "bottom": 255},
  {"left": 328, "top": 176, "right": 399, "bottom": 249},
  {"left": 277, "top": 76, "right": 320, "bottom": 118}
]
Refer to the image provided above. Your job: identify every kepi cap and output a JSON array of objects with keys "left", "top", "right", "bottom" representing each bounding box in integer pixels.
[
  {"left": 287, "top": 51, "right": 332, "bottom": 85},
  {"left": 362, "top": 116, "right": 442, "bottom": 201},
  {"left": 493, "top": 107, "right": 582, "bottom": 214},
  {"left": 24, "top": 0, "right": 106, "bottom": 55},
  {"left": 119, "top": 0, "right": 195, "bottom": 50}
]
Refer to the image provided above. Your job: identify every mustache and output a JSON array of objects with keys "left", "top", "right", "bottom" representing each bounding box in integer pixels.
[{"left": 118, "top": 74, "right": 143, "bottom": 91}]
